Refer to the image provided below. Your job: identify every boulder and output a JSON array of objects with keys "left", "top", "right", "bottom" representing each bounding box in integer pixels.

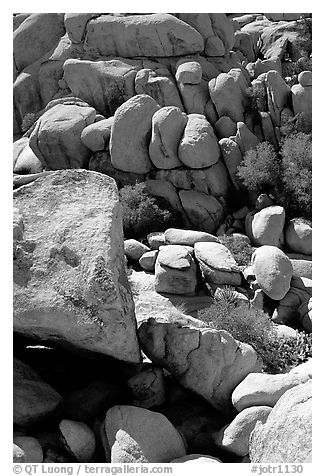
[
  {"left": 145, "top": 180, "right": 185, "bottom": 218},
  {"left": 59, "top": 420, "right": 96, "bottom": 462},
  {"left": 147, "top": 232, "right": 166, "bottom": 250},
  {"left": 139, "top": 250, "right": 159, "bottom": 272},
  {"left": 135, "top": 68, "right": 183, "bottom": 110},
  {"left": 13, "top": 170, "right": 141, "bottom": 362},
  {"left": 249, "top": 381, "right": 312, "bottom": 463},
  {"left": 84, "top": 14, "right": 204, "bottom": 57},
  {"left": 13, "top": 358, "right": 62, "bottom": 427},
  {"left": 13, "top": 437, "right": 43, "bottom": 463},
  {"left": 298, "top": 71, "right": 312, "bottom": 87},
  {"left": 175, "top": 61, "right": 202, "bottom": 85},
  {"left": 89, "top": 151, "right": 145, "bottom": 188},
  {"left": 165, "top": 228, "right": 219, "bottom": 247},
  {"left": 155, "top": 245, "right": 197, "bottom": 295},
  {"left": 110, "top": 94, "right": 160, "bottom": 174},
  {"left": 29, "top": 103, "right": 96, "bottom": 170},
  {"left": 149, "top": 107, "right": 187, "bottom": 169},
  {"left": 285, "top": 218, "right": 312, "bottom": 255},
  {"left": 178, "top": 114, "right": 220, "bottom": 169},
  {"left": 177, "top": 81, "right": 216, "bottom": 123},
  {"left": 259, "top": 20, "right": 306, "bottom": 61},
  {"left": 179, "top": 190, "right": 224, "bottom": 234},
  {"left": 64, "top": 13, "right": 98, "bottom": 43},
  {"left": 232, "top": 372, "right": 309, "bottom": 411},
  {"left": 235, "top": 122, "right": 260, "bottom": 155},
  {"left": 194, "top": 242, "right": 241, "bottom": 287},
  {"left": 63, "top": 58, "right": 140, "bottom": 117},
  {"left": 138, "top": 318, "right": 259, "bottom": 412},
  {"left": 259, "top": 112, "right": 278, "bottom": 150},
  {"left": 105, "top": 405, "right": 186, "bottom": 462},
  {"left": 80, "top": 118, "right": 114, "bottom": 152},
  {"left": 251, "top": 246, "right": 293, "bottom": 300},
  {"left": 214, "top": 116, "right": 237, "bottom": 140},
  {"left": 265, "top": 70, "right": 291, "bottom": 126},
  {"left": 13, "top": 137, "right": 43, "bottom": 174},
  {"left": 127, "top": 365, "right": 166, "bottom": 408},
  {"left": 124, "top": 239, "right": 150, "bottom": 262},
  {"left": 246, "top": 57, "right": 282, "bottom": 79},
  {"left": 246, "top": 206, "right": 285, "bottom": 247},
  {"left": 291, "top": 83, "right": 312, "bottom": 117},
  {"left": 13, "top": 13, "right": 65, "bottom": 72},
  {"left": 209, "top": 68, "right": 249, "bottom": 123},
  {"left": 289, "top": 359, "right": 312, "bottom": 380},
  {"left": 271, "top": 277, "right": 311, "bottom": 327},
  {"left": 290, "top": 259, "right": 312, "bottom": 279},
  {"left": 218, "top": 138, "right": 243, "bottom": 190},
  {"left": 213, "top": 406, "right": 272, "bottom": 456}
]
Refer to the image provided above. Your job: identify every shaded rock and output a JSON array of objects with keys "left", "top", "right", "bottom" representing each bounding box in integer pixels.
[
  {"left": 291, "top": 82, "right": 312, "bottom": 117},
  {"left": 291, "top": 259, "right": 312, "bottom": 279},
  {"left": 246, "top": 57, "right": 282, "bottom": 79},
  {"left": 105, "top": 405, "right": 186, "bottom": 462},
  {"left": 124, "top": 239, "right": 150, "bottom": 262},
  {"left": 232, "top": 372, "right": 309, "bottom": 411},
  {"left": 259, "top": 112, "right": 278, "bottom": 150},
  {"left": 138, "top": 318, "right": 259, "bottom": 412},
  {"left": 265, "top": 70, "right": 291, "bottom": 126},
  {"left": 285, "top": 218, "right": 312, "bottom": 255},
  {"left": 233, "top": 31, "right": 256, "bottom": 62},
  {"left": 13, "top": 170, "right": 141, "bottom": 362},
  {"left": 246, "top": 206, "right": 285, "bottom": 247},
  {"left": 235, "top": 122, "right": 260, "bottom": 155},
  {"left": 13, "top": 13, "right": 65, "bottom": 73},
  {"left": 194, "top": 242, "right": 241, "bottom": 287},
  {"left": 178, "top": 114, "right": 220, "bottom": 169},
  {"left": 63, "top": 58, "right": 140, "bottom": 117},
  {"left": 251, "top": 246, "right": 292, "bottom": 300},
  {"left": 29, "top": 103, "right": 96, "bottom": 170},
  {"left": 219, "top": 138, "right": 243, "bottom": 190},
  {"left": 139, "top": 250, "right": 159, "bottom": 272},
  {"left": 13, "top": 437, "right": 43, "bottom": 463},
  {"left": 149, "top": 107, "right": 187, "bottom": 169},
  {"left": 298, "top": 297, "right": 312, "bottom": 333},
  {"left": 249, "top": 381, "right": 312, "bottom": 463},
  {"left": 64, "top": 13, "right": 98, "bottom": 43},
  {"left": 172, "top": 454, "right": 222, "bottom": 463},
  {"left": 59, "top": 420, "right": 96, "bottom": 462},
  {"left": 255, "top": 194, "right": 274, "bottom": 211},
  {"left": 209, "top": 69, "right": 248, "bottom": 123},
  {"left": 259, "top": 20, "right": 306, "bottom": 61},
  {"left": 80, "top": 118, "right": 114, "bottom": 152},
  {"left": 155, "top": 245, "right": 197, "bottom": 295},
  {"left": 155, "top": 161, "right": 231, "bottom": 203},
  {"left": 298, "top": 71, "right": 312, "bottom": 87},
  {"left": 14, "top": 358, "right": 62, "bottom": 427},
  {"left": 145, "top": 180, "right": 185, "bottom": 219},
  {"left": 175, "top": 61, "right": 202, "bottom": 84},
  {"left": 179, "top": 190, "right": 224, "bottom": 234},
  {"left": 13, "top": 137, "right": 43, "bottom": 174},
  {"left": 84, "top": 14, "right": 204, "bottom": 57},
  {"left": 177, "top": 81, "right": 217, "bottom": 123},
  {"left": 127, "top": 365, "right": 166, "bottom": 408},
  {"left": 147, "top": 232, "right": 165, "bottom": 250},
  {"left": 165, "top": 228, "right": 219, "bottom": 247},
  {"left": 214, "top": 116, "right": 237, "bottom": 140},
  {"left": 264, "top": 13, "right": 306, "bottom": 21},
  {"left": 213, "top": 406, "right": 272, "bottom": 456},
  {"left": 135, "top": 68, "right": 183, "bottom": 109},
  {"left": 110, "top": 94, "right": 160, "bottom": 173}
]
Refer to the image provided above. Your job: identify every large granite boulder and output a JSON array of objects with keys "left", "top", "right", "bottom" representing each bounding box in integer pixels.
[
  {"left": 29, "top": 103, "right": 97, "bottom": 170},
  {"left": 14, "top": 358, "right": 62, "bottom": 427},
  {"left": 249, "top": 381, "right": 312, "bottom": 463},
  {"left": 251, "top": 246, "right": 293, "bottom": 300},
  {"left": 110, "top": 94, "right": 160, "bottom": 173},
  {"left": 178, "top": 114, "right": 221, "bottom": 169},
  {"left": 105, "top": 405, "right": 186, "bottom": 463},
  {"left": 165, "top": 228, "right": 219, "bottom": 247},
  {"left": 63, "top": 58, "right": 140, "bottom": 117},
  {"left": 84, "top": 14, "right": 204, "bottom": 57},
  {"left": 13, "top": 170, "right": 141, "bottom": 362},
  {"left": 138, "top": 318, "right": 259, "bottom": 412},
  {"left": 285, "top": 218, "right": 312, "bottom": 255},
  {"left": 135, "top": 68, "right": 184, "bottom": 109},
  {"left": 245, "top": 206, "right": 285, "bottom": 247}
]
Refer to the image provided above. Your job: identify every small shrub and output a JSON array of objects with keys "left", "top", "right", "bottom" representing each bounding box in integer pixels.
[
  {"left": 198, "top": 301, "right": 312, "bottom": 373},
  {"left": 246, "top": 83, "right": 268, "bottom": 112},
  {"left": 119, "top": 182, "right": 180, "bottom": 239},
  {"left": 278, "top": 133, "right": 312, "bottom": 219},
  {"left": 217, "top": 235, "right": 254, "bottom": 267},
  {"left": 236, "top": 142, "right": 281, "bottom": 195},
  {"left": 280, "top": 112, "right": 312, "bottom": 136}
]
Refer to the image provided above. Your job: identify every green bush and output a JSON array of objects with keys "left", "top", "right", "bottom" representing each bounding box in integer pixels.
[
  {"left": 236, "top": 134, "right": 311, "bottom": 219},
  {"left": 217, "top": 234, "right": 254, "bottom": 267},
  {"left": 237, "top": 142, "right": 281, "bottom": 195},
  {"left": 119, "top": 182, "right": 180, "bottom": 239},
  {"left": 198, "top": 300, "right": 312, "bottom": 373}
]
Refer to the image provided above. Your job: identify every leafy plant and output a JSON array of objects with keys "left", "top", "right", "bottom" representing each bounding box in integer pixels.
[
  {"left": 198, "top": 301, "right": 312, "bottom": 373},
  {"left": 246, "top": 82, "right": 268, "bottom": 112},
  {"left": 119, "top": 182, "right": 181, "bottom": 239},
  {"left": 217, "top": 235, "right": 254, "bottom": 267}
]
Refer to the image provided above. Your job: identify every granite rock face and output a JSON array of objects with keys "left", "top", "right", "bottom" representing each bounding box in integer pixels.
[{"left": 13, "top": 170, "right": 141, "bottom": 363}]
